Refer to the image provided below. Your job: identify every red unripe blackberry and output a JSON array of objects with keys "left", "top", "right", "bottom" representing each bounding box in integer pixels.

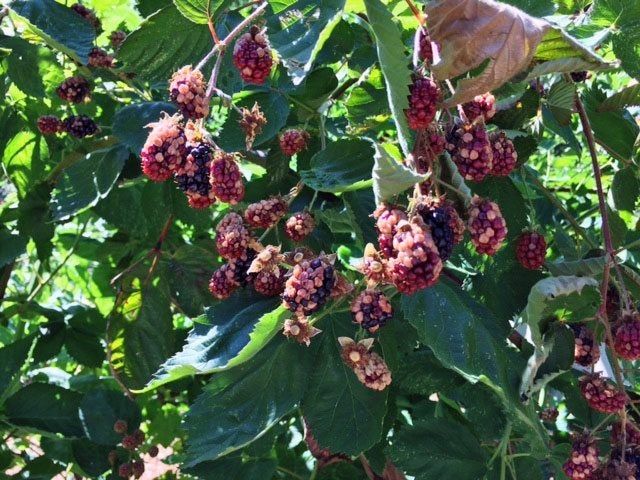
[
  {"left": 388, "top": 217, "right": 443, "bottom": 294},
  {"left": 467, "top": 196, "right": 507, "bottom": 256},
  {"left": 244, "top": 196, "right": 288, "bottom": 229},
  {"left": 416, "top": 196, "right": 455, "bottom": 261},
  {"left": 442, "top": 201, "right": 465, "bottom": 245},
  {"left": 282, "top": 256, "right": 336, "bottom": 315},
  {"left": 613, "top": 311, "right": 640, "bottom": 360},
  {"left": 360, "top": 244, "right": 389, "bottom": 285},
  {"left": 461, "top": 92, "right": 496, "bottom": 123},
  {"left": 148, "top": 445, "right": 159, "bottom": 458},
  {"left": 539, "top": 407, "right": 558, "bottom": 423},
  {"left": 351, "top": 289, "right": 393, "bottom": 333},
  {"left": 405, "top": 75, "right": 441, "bottom": 130},
  {"left": 580, "top": 374, "right": 626, "bottom": 414},
  {"left": 415, "top": 27, "right": 433, "bottom": 64},
  {"left": 446, "top": 122, "right": 493, "bottom": 181},
  {"left": 174, "top": 143, "right": 216, "bottom": 208},
  {"left": 516, "top": 231, "right": 547, "bottom": 269},
  {"left": 62, "top": 115, "right": 99, "bottom": 138},
  {"left": 489, "top": 131, "right": 517, "bottom": 176},
  {"left": 285, "top": 211, "right": 315, "bottom": 242},
  {"left": 232, "top": 25, "right": 273, "bottom": 85},
  {"left": 118, "top": 462, "right": 133, "bottom": 478},
  {"left": 215, "top": 215, "right": 251, "bottom": 260},
  {"left": 131, "top": 460, "right": 145, "bottom": 479},
  {"left": 209, "top": 264, "right": 239, "bottom": 299},
  {"left": 37, "top": 115, "right": 62, "bottom": 135},
  {"left": 209, "top": 151, "right": 245, "bottom": 204},
  {"left": 354, "top": 351, "right": 392, "bottom": 391},
  {"left": 283, "top": 316, "right": 321, "bottom": 346},
  {"left": 110, "top": 30, "right": 127, "bottom": 48},
  {"left": 122, "top": 434, "right": 138, "bottom": 450},
  {"left": 373, "top": 204, "right": 407, "bottom": 258},
  {"left": 108, "top": 449, "right": 118, "bottom": 465},
  {"left": 71, "top": 3, "right": 101, "bottom": 31},
  {"left": 56, "top": 75, "right": 91, "bottom": 103},
  {"left": 113, "top": 419, "right": 128, "bottom": 434},
  {"left": 253, "top": 268, "right": 286, "bottom": 296},
  {"left": 88, "top": 47, "right": 114, "bottom": 68},
  {"left": 169, "top": 66, "right": 209, "bottom": 120},
  {"left": 571, "top": 323, "right": 600, "bottom": 367},
  {"left": 612, "top": 421, "right": 640, "bottom": 446},
  {"left": 140, "top": 113, "right": 187, "bottom": 182},
  {"left": 279, "top": 129, "right": 309, "bottom": 157},
  {"left": 562, "top": 435, "right": 600, "bottom": 480}
]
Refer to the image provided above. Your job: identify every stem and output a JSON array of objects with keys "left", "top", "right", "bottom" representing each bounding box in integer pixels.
[
  {"left": 359, "top": 454, "right": 382, "bottom": 480},
  {"left": 275, "top": 466, "right": 305, "bottom": 480},
  {"left": 0, "top": 261, "right": 14, "bottom": 301},
  {"left": 433, "top": 177, "right": 469, "bottom": 200},
  {"left": 206, "top": 51, "right": 225, "bottom": 98}
]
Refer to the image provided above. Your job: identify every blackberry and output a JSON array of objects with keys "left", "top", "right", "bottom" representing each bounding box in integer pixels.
[
  {"left": 169, "top": 65, "right": 209, "bottom": 120},
  {"left": 489, "top": 131, "right": 517, "bottom": 176},
  {"left": 209, "top": 151, "right": 245, "bottom": 204},
  {"left": 580, "top": 373, "right": 626, "bottom": 414},
  {"left": 110, "top": 30, "right": 127, "bottom": 48},
  {"left": 405, "top": 75, "right": 441, "bottom": 130},
  {"left": 442, "top": 201, "right": 465, "bottom": 245},
  {"left": 416, "top": 196, "right": 455, "bottom": 261},
  {"left": 244, "top": 196, "right": 288, "bottom": 229},
  {"left": 88, "top": 47, "right": 114, "bottom": 68},
  {"left": 359, "top": 243, "right": 389, "bottom": 285},
  {"left": 113, "top": 419, "right": 128, "bottom": 434},
  {"left": 388, "top": 217, "right": 443, "bottom": 294},
  {"left": 174, "top": 143, "right": 216, "bottom": 208},
  {"left": 239, "top": 102, "right": 267, "bottom": 149},
  {"left": 373, "top": 204, "right": 407, "bottom": 258},
  {"left": 461, "top": 92, "right": 496, "bottom": 123},
  {"left": 338, "top": 337, "right": 373, "bottom": 368},
  {"left": 140, "top": 113, "right": 187, "bottom": 182},
  {"left": 122, "top": 434, "right": 138, "bottom": 450},
  {"left": 282, "top": 255, "right": 336, "bottom": 315},
  {"left": 613, "top": 311, "right": 640, "bottom": 360},
  {"left": 283, "top": 316, "right": 320, "bottom": 346},
  {"left": 355, "top": 350, "right": 392, "bottom": 391},
  {"left": 279, "top": 129, "right": 309, "bottom": 157},
  {"left": 446, "top": 122, "right": 493, "bottom": 182},
  {"left": 571, "top": 71, "right": 589, "bottom": 82},
  {"left": 215, "top": 215, "right": 251, "bottom": 260},
  {"left": 228, "top": 249, "right": 257, "bottom": 287},
  {"left": 118, "top": 463, "right": 133, "bottom": 478},
  {"left": 71, "top": 3, "right": 101, "bottom": 31},
  {"left": 247, "top": 245, "right": 284, "bottom": 276},
  {"left": 232, "top": 25, "right": 273, "bottom": 85},
  {"left": 539, "top": 407, "right": 558, "bottom": 423},
  {"left": 571, "top": 323, "right": 600, "bottom": 367},
  {"left": 148, "top": 445, "right": 159, "bottom": 457},
  {"left": 131, "top": 461, "right": 145, "bottom": 479},
  {"left": 562, "top": 435, "right": 600, "bottom": 480},
  {"left": 285, "top": 211, "right": 315, "bottom": 242},
  {"left": 351, "top": 289, "right": 393, "bottom": 333},
  {"left": 56, "top": 75, "right": 91, "bottom": 103},
  {"left": 37, "top": 115, "right": 62, "bottom": 135},
  {"left": 415, "top": 27, "right": 433, "bottom": 64},
  {"left": 611, "top": 421, "right": 640, "bottom": 446},
  {"left": 516, "top": 230, "right": 547, "bottom": 270},
  {"left": 62, "top": 115, "right": 99, "bottom": 138},
  {"left": 467, "top": 195, "right": 507, "bottom": 256},
  {"left": 416, "top": 124, "right": 446, "bottom": 173},
  {"left": 209, "top": 264, "right": 238, "bottom": 300},
  {"left": 253, "top": 268, "right": 286, "bottom": 296}
]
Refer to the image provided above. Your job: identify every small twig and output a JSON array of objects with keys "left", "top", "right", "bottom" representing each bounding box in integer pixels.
[
  {"left": 0, "top": 261, "right": 14, "bottom": 302},
  {"left": 404, "top": 0, "right": 424, "bottom": 25},
  {"left": 206, "top": 50, "right": 225, "bottom": 98},
  {"left": 359, "top": 454, "right": 382, "bottom": 480}
]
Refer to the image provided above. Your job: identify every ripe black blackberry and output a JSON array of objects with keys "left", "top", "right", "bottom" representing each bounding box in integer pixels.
[
  {"left": 209, "top": 151, "right": 245, "bottom": 204},
  {"left": 373, "top": 204, "right": 407, "bottom": 258},
  {"left": 56, "top": 75, "right": 91, "bottom": 103},
  {"left": 562, "top": 435, "right": 600, "bottom": 480},
  {"left": 62, "top": 115, "right": 99, "bottom": 138},
  {"left": 245, "top": 196, "right": 288, "bottom": 229},
  {"left": 350, "top": 289, "right": 393, "bottom": 333},
  {"left": 571, "top": 71, "right": 589, "bottom": 82},
  {"left": 174, "top": 143, "right": 216, "bottom": 208},
  {"left": 282, "top": 256, "right": 336, "bottom": 315},
  {"left": 446, "top": 122, "right": 493, "bottom": 182},
  {"left": 140, "top": 113, "right": 187, "bottom": 181},
  {"left": 169, "top": 66, "right": 209, "bottom": 120},
  {"left": 285, "top": 211, "right": 315, "bottom": 242},
  {"left": 232, "top": 25, "right": 273, "bottom": 85},
  {"left": 461, "top": 92, "right": 496, "bottom": 123},
  {"left": 37, "top": 115, "right": 62, "bottom": 135},
  {"left": 571, "top": 323, "right": 600, "bottom": 367},
  {"left": 613, "top": 311, "right": 640, "bottom": 360},
  {"left": 405, "top": 75, "right": 441, "bottom": 130},
  {"left": 416, "top": 196, "right": 455, "bottom": 261}
]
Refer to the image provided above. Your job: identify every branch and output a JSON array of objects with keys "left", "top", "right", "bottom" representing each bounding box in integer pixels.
[{"left": 0, "top": 261, "right": 14, "bottom": 302}]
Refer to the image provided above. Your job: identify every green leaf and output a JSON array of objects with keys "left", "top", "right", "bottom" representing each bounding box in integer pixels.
[
  {"left": 546, "top": 256, "right": 607, "bottom": 277},
  {"left": 93, "top": 183, "right": 149, "bottom": 239},
  {"left": 118, "top": 6, "right": 212, "bottom": 83},
  {"left": 546, "top": 81, "right": 575, "bottom": 126},
  {"left": 345, "top": 68, "right": 387, "bottom": 123},
  {"left": 79, "top": 389, "right": 141, "bottom": 445},
  {"left": 166, "top": 245, "right": 217, "bottom": 317},
  {"left": 17, "top": 182, "right": 54, "bottom": 261},
  {"left": 0, "top": 36, "right": 45, "bottom": 96},
  {"left": 299, "top": 139, "right": 374, "bottom": 193},
  {"left": 187, "top": 455, "right": 278, "bottom": 480},
  {"left": 364, "top": 0, "right": 413, "bottom": 156},
  {"left": 173, "top": 0, "right": 230, "bottom": 24},
  {"left": 302, "top": 315, "right": 387, "bottom": 456},
  {"left": 612, "top": 167, "right": 640, "bottom": 211},
  {"left": 387, "top": 418, "right": 487, "bottom": 480},
  {"left": 112, "top": 102, "right": 177, "bottom": 154},
  {"left": 51, "top": 146, "right": 130, "bottom": 221},
  {"left": 372, "top": 143, "right": 427, "bottom": 205},
  {"left": 316, "top": 202, "right": 365, "bottom": 244},
  {"left": 3, "top": 131, "right": 50, "bottom": 198},
  {"left": 9, "top": 0, "right": 96, "bottom": 64},
  {"left": 183, "top": 336, "right": 314, "bottom": 466},
  {"left": 71, "top": 439, "right": 112, "bottom": 477},
  {"left": 598, "top": 83, "right": 640, "bottom": 111},
  {"left": 146, "top": 292, "right": 286, "bottom": 390},
  {"left": 64, "top": 329, "right": 104, "bottom": 368},
  {"left": 0, "top": 335, "right": 35, "bottom": 401},
  {"left": 0, "top": 226, "right": 28, "bottom": 267},
  {"left": 5, "top": 383, "right": 84, "bottom": 437}
]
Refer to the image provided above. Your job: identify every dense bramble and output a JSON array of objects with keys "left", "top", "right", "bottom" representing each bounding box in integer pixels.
[
  {"left": 71, "top": 3, "right": 101, "bottom": 30},
  {"left": 461, "top": 93, "right": 496, "bottom": 123},
  {"left": 209, "top": 151, "right": 245, "bottom": 204},
  {"left": 169, "top": 66, "right": 209, "bottom": 120},
  {"left": 282, "top": 256, "right": 336, "bottom": 315},
  {"left": 489, "top": 131, "right": 518, "bottom": 176},
  {"left": 63, "top": 115, "right": 99, "bottom": 138},
  {"left": 174, "top": 143, "right": 216, "bottom": 208},
  {"left": 279, "top": 129, "right": 309, "bottom": 157},
  {"left": 405, "top": 75, "right": 441, "bottom": 130},
  {"left": 140, "top": 113, "right": 187, "bottom": 181},
  {"left": 580, "top": 374, "right": 626, "bottom": 413},
  {"left": 467, "top": 196, "right": 507, "bottom": 255},
  {"left": 446, "top": 122, "right": 493, "bottom": 181},
  {"left": 37, "top": 115, "right": 62, "bottom": 135},
  {"left": 56, "top": 76, "right": 91, "bottom": 103},
  {"left": 613, "top": 311, "right": 640, "bottom": 360},
  {"left": 233, "top": 25, "right": 273, "bottom": 84},
  {"left": 245, "top": 196, "right": 288, "bottom": 229},
  {"left": 351, "top": 289, "right": 393, "bottom": 333},
  {"left": 516, "top": 231, "right": 547, "bottom": 269},
  {"left": 285, "top": 211, "right": 315, "bottom": 242},
  {"left": 373, "top": 204, "right": 407, "bottom": 258},
  {"left": 562, "top": 435, "right": 600, "bottom": 480},
  {"left": 571, "top": 323, "right": 600, "bottom": 367},
  {"left": 88, "top": 47, "right": 114, "bottom": 68},
  {"left": 416, "top": 196, "right": 455, "bottom": 261}
]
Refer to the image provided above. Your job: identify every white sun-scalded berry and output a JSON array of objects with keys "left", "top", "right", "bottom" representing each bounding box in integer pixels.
[
  {"left": 215, "top": 213, "right": 251, "bottom": 260},
  {"left": 62, "top": 115, "right": 99, "bottom": 138},
  {"left": 209, "top": 264, "right": 239, "bottom": 299},
  {"left": 140, "top": 113, "right": 187, "bottom": 182},
  {"left": 174, "top": 143, "right": 216, "bottom": 208},
  {"left": 359, "top": 243, "right": 390, "bottom": 285},
  {"left": 462, "top": 92, "right": 496, "bottom": 123},
  {"left": 71, "top": 3, "right": 102, "bottom": 31},
  {"left": 416, "top": 195, "right": 455, "bottom": 261},
  {"left": 209, "top": 151, "right": 245, "bottom": 204},
  {"left": 279, "top": 129, "right": 309, "bottom": 157},
  {"left": 283, "top": 316, "right": 321, "bottom": 346},
  {"left": 446, "top": 122, "right": 493, "bottom": 182},
  {"left": 562, "top": 435, "right": 600, "bottom": 480},
  {"left": 37, "top": 115, "right": 62, "bottom": 135},
  {"left": 239, "top": 102, "right": 267, "bottom": 150},
  {"left": 233, "top": 25, "right": 273, "bottom": 85},
  {"left": 388, "top": 217, "right": 443, "bottom": 294},
  {"left": 467, "top": 195, "right": 507, "bottom": 256},
  {"left": 110, "top": 30, "right": 126, "bottom": 48},
  {"left": 516, "top": 230, "right": 547, "bottom": 270},
  {"left": 613, "top": 311, "right": 640, "bottom": 360},
  {"left": 405, "top": 75, "right": 441, "bottom": 130},
  {"left": 373, "top": 204, "right": 408, "bottom": 259},
  {"left": 169, "top": 66, "right": 209, "bottom": 120},
  {"left": 245, "top": 196, "right": 288, "bottom": 229},
  {"left": 351, "top": 289, "right": 393, "bottom": 333},
  {"left": 355, "top": 350, "right": 392, "bottom": 390},
  {"left": 282, "top": 255, "right": 336, "bottom": 315},
  {"left": 489, "top": 131, "right": 518, "bottom": 176},
  {"left": 285, "top": 211, "right": 315, "bottom": 242},
  {"left": 88, "top": 47, "right": 114, "bottom": 68},
  {"left": 570, "top": 323, "right": 600, "bottom": 367},
  {"left": 580, "top": 373, "right": 627, "bottom": 414},
  {"left": 254, "top": 267, "right": 286, "bottom": 296},
  {"left": 56, "top": 76, "right": 91, "bottom": 103}
]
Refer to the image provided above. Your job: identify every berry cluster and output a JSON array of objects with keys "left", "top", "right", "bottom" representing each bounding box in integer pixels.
[
  {"left": 283, "top": 316, "right": 321, "bottom": 346},
  {"left": 232, "top": 25, "right": 273, "bottom": 85},
  {"left": 373, "top": 204, "right": 408, "bottom": 259},
  {"left": 63, "top": 115, "right": 99, "bottom": 138},
  {"left": 338, "top": 337, "right": 391, "bottom": 391},
  {"left": 110, "top": 30, "right": 127, "bottom": 48},
  {"left": 416, "top": 195, "right": 463, "bottom": 261},
  {"left": 37, "top": 115, "right": 63, "bottom": 135},
  {"left": 209, "top": 249, "right": 256, "bottom": 300},
  {"left": 108, "top": 419, "right": 156, "bottom": 479},
  {"left": 489, "top": 131, "right": 518, "bottom": 176}
]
